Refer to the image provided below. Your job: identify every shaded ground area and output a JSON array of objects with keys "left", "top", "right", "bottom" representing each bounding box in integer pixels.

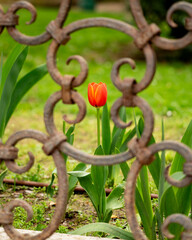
[{"left": 0, "top": 185, "right": 128, "bottom": 236}]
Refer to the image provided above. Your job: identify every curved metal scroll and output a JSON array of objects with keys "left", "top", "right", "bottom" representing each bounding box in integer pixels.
[{"left": 0, "top": 0, "right": 192, "bottom": 239}]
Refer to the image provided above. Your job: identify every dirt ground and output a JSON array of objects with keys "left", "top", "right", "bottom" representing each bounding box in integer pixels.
[{"left": 0, "top": 185, "right": 128, "bottom": 235}]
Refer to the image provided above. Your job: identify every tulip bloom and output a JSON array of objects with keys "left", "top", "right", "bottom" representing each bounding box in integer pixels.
[{"left": 88, "top": 82, "right": 107, "bottom": 108}]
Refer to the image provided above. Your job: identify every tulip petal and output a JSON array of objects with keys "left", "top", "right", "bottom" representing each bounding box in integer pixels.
[
  {"left": 92, "top": 83, "right": 98, "bottom": 94},
  {"left": 88, "top": 83, "right": 96, "bottom": 107},
  {"left": 95, "top": 83, "right": 107, "bottom": 107}
]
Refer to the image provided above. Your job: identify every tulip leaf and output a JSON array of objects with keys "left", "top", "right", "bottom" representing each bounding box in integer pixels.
[
  {"left": 91, "top": 145, "right": 108, "bottom": 221},
  {"left": 66, "top": 124, "right": 75, "bottom": 139},
  {"left": 152, "top": 214, "right": 157, "bottom": 240},
  {"left": 112, "top": 106, "right": 126, "bottom": 137},
  {"left": 0, "top": 44, "right": 26, "bottom": 96},
  {"left": 0, "top": 46, "right": 28, "bottom": 138},
  {"left": 120, "top": 162, "right": 130, "bottom": 180},
  {"left": 107, "top": 183, "right": 124, "bottom": 210},
  {"left": 0, "top": 169, "right": 7, "bottom": 190},
  {"left": 102, "top": 103, "right": 111, "bottom": 155},
  {"left": 160, "top": 171, "right": 185, "bottom": 214},
  {"left": 5, "top": 64, "right": 48, "bottom": 128},
  {"left": 176, "top": 184, "right": 192, "bottom": 215},
  {"left": 91, "top": 145, "right": 107, "bottom": 195},
  {"left": 135, "top": 186, "right": 153, "bottom": 239},
  {"left": 46, "top": 171, "right": 56, "bottom": 198},
  {"left": 111, "top": 106, "right": 127, "bottom": 154},
  {"left": 138, "top": 117, "right": 161, "bottom": 189},
  {"left": 170, "top": 120, "right": 192, "bottom": 174},
  {"left": 120, "top": 127, "right": 136, "bottom": 153},
  {"left": 0, "top": 53, "right": 3, "bottom": 90},
  {"left": 68, "top": 171, "right": 90, "bottom": 178},
  {"left": 134, "top": 115, "right": 153, "bottom": 239},
  {"left": 169, "top": 120, "right": 192, "bottom": 233},
  {"left": 68, "top": 162, "right": 86, "bottom": 201},
  {"left": 155, "top": 208, "right": 164, "bottom": 240},
  {"left": 69, "top": 222, "right": 134, "bottom": 239},
  {"left": 158, "top": 119, "right": 166, "bottom": 207},
  {"left": 76, "top": 174, "right": 99, "bottom": 213},
  {"left": 62, "top": 124, "right": 75, "bottom": 162}
]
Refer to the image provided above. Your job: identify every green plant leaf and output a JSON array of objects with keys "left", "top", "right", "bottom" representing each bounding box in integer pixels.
[
  {"left": 0, "top": 53, "right": 3, "bottom": 89},
  {"left": 155, "top": 208, "right": 164, "bottom": 240},
  {"left": 0, "top": 44, "right": 26, "bottom": 96},
  {"left": 46, "top": 171, "right": 56, "bottom": 198},
  {"left": 120, "top": 127, "right": 136, "bottom": 153},
  {"left": 91, "top": 145, "right": 107, "bottom": 195},
  {"left": 152, "top": 214, "right": 157, "bottom": 240},
  {"left": 135, "top": 187, "right": 153, "bottom": 239},
  {"left": 0, "top": 169, "right": 7, "bottom": 190},
  {"left": 138, "top": 117, "right": 161, "bottom": 189},
  {"left": 66, "top": 125, "right": 75, "bottom": 140},
  {"left": 63, "top": 124, "right": 75, "bottom": 162},
  {"left": 5, "top": 64, "right": 47, "bottom": 127},
  {"left": 110, "top": 107, "right": 126, "bottom": 154},
  {"left": 162, "top": 187, "right": 181, "bottom": 238},
  {"left": 63, "top": 121, "right": 66, "bottom": 134},
  {"left": 169, "top": 120, "right": 192, "bottom": 235},
  {"left": 139, "top": 166, "right": 153, "bottom": 224},
  {"left": 160, "top": 171, "right": 185, "bottom": 214},
  {"left": 158, "top": 119, "right": 166, "bottom": 207},
  {"left": 176, "top": 185, "right": 192, "bottom": 215},
  {"left": 68, "top": 162, "right": 86, "bottom": 201},
  {"left": 112, "top": 106, "right": 126, "bottom": 137},
  {"left": 68, "top": 171, "right": 90, "bottom": 178},
  {"left": 69, "top": 222, "right": 134, "bottom": 239},
  {"left": 102, "top": 103, "right": 111, "bottom": 155},
  {"left": 135, "top": 115, "right": 153, "bottom": 239},
  {"left": 120, "top": 162, "right": 130, "bottom": 180},
  {"left": 171, "top": 120, "right": 192, "bottom": 174},
  {"left": 91, "top": 145, "right": 108, "bottom": 221},
  {"left": 103, "top": 209, "right": 113, "bottom": 223},
  {"left": 0, "top": 46, "right": 28, "bottom": 138},
  {"left": 77, "top": 174, "right": 99, "bottom": 215},
  {"left": 107, "top": 183, "right": 124, "bottom": 210}
]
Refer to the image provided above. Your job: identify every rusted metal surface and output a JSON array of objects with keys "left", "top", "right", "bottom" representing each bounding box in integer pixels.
[{"left": 0, "top": 0, "right": 192, "bottom": 239}]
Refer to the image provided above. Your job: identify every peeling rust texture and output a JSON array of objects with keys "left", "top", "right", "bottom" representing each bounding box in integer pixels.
[{"left": 0, "top": 0, "right": 192, "bottom": 239}]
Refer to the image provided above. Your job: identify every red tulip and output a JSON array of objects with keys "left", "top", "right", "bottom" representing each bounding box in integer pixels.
[{"left": 88, "top": 82, "right": 107, "bottom": 107}]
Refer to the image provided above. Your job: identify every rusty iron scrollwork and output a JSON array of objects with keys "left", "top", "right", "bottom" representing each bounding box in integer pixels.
[{"left": 0, "top": 0, "right": 192, "bottom": 239}]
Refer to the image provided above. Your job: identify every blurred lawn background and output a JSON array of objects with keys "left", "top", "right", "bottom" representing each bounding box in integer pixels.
[{"left": 1, "top": 2, "right": 192, "bottom": 179}]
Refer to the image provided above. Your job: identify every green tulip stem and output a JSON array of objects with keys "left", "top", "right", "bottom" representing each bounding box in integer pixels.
[{"left": 97, "top": 107, "right": 100, "bottom": 146}]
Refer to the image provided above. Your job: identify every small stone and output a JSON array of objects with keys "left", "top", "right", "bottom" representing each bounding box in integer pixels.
[
  {"left": 24, "top": 190, "right": 33, "bottom": 195},
  {"left": 36, "top": 193, "right": 44, "bottom": 198},
  {"left": 14, "top": 193, "right": 21, "bottom": 198},
  {"left": 49, "top": 201, "right": 56, "bottom": 207}
]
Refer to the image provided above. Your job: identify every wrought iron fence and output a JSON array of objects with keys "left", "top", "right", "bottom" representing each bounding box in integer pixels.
[{"left": 0, "top": 0, "right": 192, "bottom": 239}]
